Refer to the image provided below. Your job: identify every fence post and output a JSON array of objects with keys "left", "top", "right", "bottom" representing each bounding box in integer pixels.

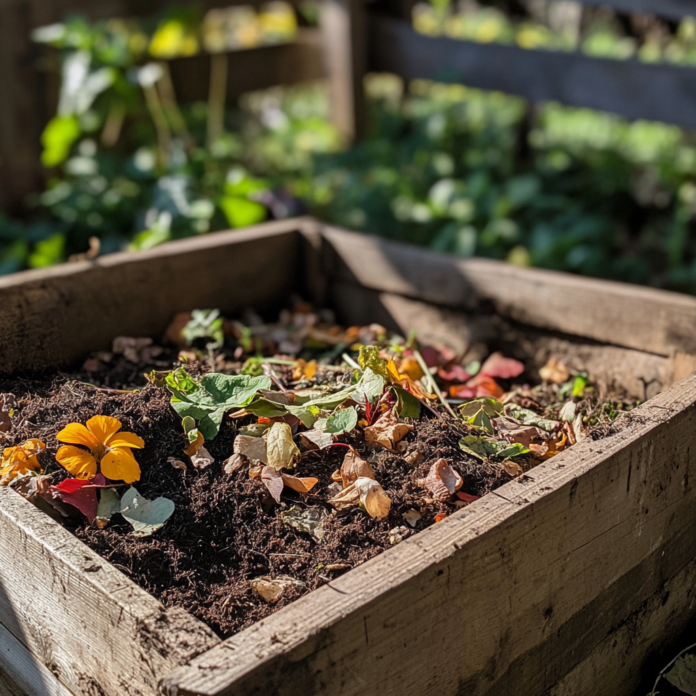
[{"left": 320, "top": 0, "right": 367, "bottom": 141}]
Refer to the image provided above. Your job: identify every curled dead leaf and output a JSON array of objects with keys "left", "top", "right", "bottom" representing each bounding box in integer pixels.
[
  {"left": 261, "top": 466, "right": 284, "bottom": 503},
  {"left": 281, "top": 474, "right": 319, "bottom": 494},
  {"left": 403, "top": 450, "right": 424, "bottom": 466},
  {"left": 417, "top": 459, "right": 463, "bottom": 501},
  {"left": 184, "top": 431, "right": 204, "bottom": 457},
  {"left": 223, "top": 453, "right": 247, "bottom": 475},
  {"left": 190, "top": 445, "right": 213, "bottom": 470},
  {"left": 234, "top": 434, "right": 268, "bottom": 463},
  {"left": 539, "top": 357, "right": 570, "bottom": 384},
  {"left": 266, "top": 422, "right": 300, "bottom": 470},
  {"left": 328, "top": 476, "right": 391, "bottom": 519},
  {"left": 339, "top": 448, "right": 375, "bottom": 488},
  {"left": 402, "top": 509, "right": 422, "bottom": 527},
  {"left": 364, "top": 411, "right": 413, "bottom": 451},
  {"left": 501, "top": 460, "right": 524, "bottom": 476},
  {"left": 167, "top": 457, "right": 187, "bottom": 473}
]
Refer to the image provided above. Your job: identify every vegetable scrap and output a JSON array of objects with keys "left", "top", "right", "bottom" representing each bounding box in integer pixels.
[{"left": 0, "top": 301, "right": 635, "bottom": 637}]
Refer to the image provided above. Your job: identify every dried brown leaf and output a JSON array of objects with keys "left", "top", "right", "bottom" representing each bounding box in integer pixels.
[
  {"left": 249, "top": 575, "right": 305, "bottom": 603},
  {"left": 234, "top": 435, "right": 268, "bottom": 463},
  {"left": 539, "top": 357, "right": 570, "bottom": 384},
  {"left": 364, "top": 411, "right": 413, "bottom": 451},
  {"left": 190, "top": 445, "right": 213, "bottom": 470},
  {"left": 281, "top": 474, "right": 318, "bottom": 494},
  {"left": 167, "top": 457, "right": 187, "bottom": 473},
  {"left": 223, "top": 453, "right": 247, "bottom": 475},
  {"left": 339, "top": 448, "right": 375, "bottom": 488},
  {"left": 261, "top": 466, "right": 284, "bottom": 503},
  {"left": 418, "top": 458, "right": 463, "bottom": 501}
]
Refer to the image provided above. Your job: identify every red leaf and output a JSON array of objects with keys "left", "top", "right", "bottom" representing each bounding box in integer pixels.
[
  {"left": 479, "top": 352, "right": 524, "bottom": 380},
  {"left": 456, "top": 491, "right": 481, "bottom": 503},
  {"left": 438, "top": 365, "right": 471, "bottom": 383},
  {"left": 419, "top": 346, "right": 441, "bottom": 368},
  {"left": 449, "top": 384, "right": 477, "bottom": 399},
  {"left": 53, "top": 479, "right": 98, "bottom": 523},
  {"left": 466, "top": 375, "right": 504, "bottom": 398}
]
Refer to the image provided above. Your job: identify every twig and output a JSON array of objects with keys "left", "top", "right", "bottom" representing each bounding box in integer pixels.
[
  {"left": 262, "top": 363, "right": 288, "bottom": 393},
  {"left": 207, "top": 53, "right": 228, "bottom": 150},
  {"left": 342, "top": 353, "right": 361, "bottom": 370},
  {"left": 413, "top": 349, "right": 457, "bottom": 418}
]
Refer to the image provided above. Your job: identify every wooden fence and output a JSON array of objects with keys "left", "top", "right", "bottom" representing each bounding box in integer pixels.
[{"left": 1, "top": 0, "right": 696, "bottom": 212}]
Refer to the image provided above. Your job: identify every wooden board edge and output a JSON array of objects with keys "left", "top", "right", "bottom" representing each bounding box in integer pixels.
[
  {"left": 320, "top": 224, "right": 696, "bottom": 356},
  {"left": 159, "top": 372, "right": 696, "bottom": 695},
  {"left": 0, "top": 488, "right": 219, "bottom": 696}
]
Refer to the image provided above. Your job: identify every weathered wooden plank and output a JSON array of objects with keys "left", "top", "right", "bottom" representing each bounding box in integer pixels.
[
  {"left": 0, "top": 624, "right": 73, "bottom": 696},
  {"left": 168, "top": 29, "right": 324, "bottom": 103},
  {"left": 0, "top": 219, "right": 304, "bottom": 374},
  {"left": 322, "top": 225, "right": 696, "bottom": 357},
  {"left": 0, "top": 488, "right": 219, "bottom": 696},
  {"left": 320, "top": 0, "right": 367, "bottom": 140},
  {"left": 161, "top": 373, "right": 696, "bottom": 696},
  {"left": 368, "top": 14, "right": 696, "bottom": 131}
]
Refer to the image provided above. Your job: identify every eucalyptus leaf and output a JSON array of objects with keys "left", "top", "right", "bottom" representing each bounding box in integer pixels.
[
  {"left": 96, "top": 488, "right": 121, "bottom": 525},
  {"left": 120, "top": 487, "right": 175, "bottom": 537}
]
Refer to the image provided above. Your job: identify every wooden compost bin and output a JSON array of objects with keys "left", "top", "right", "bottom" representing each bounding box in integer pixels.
[{"left": 2, "top": 217, "right": 696, "bottom": 696}]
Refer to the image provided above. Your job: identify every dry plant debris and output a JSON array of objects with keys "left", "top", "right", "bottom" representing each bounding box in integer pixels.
[{"left": 0, "top": 302, "right": 635, "bottom": 637}]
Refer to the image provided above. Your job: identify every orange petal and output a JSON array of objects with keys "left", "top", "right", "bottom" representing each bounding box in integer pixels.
[
  {"left": 56, "top": 445, "right": 97, "bottom": 480},
  {"left": 101, "top": 447, "right": 141, "bottom": 483},
  {"left": 56, "top": 423, "right": 99, "bottom": 450},
  {"left": 87, "top": 415, "right": 122, "bottom": 445},
  {"left": 106, "top": 431, "right": 145, "bottom": 449},
  {"left": 22, "top": 439, "right": 46, "bottom": 454}
]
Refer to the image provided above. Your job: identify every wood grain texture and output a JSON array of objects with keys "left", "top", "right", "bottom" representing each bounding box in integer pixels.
[
  {"left": 322, "top": 225, "right": 696, "bottom": 357},
  {"left": 161, "top": 373, "right": 696, "bottom": 696},
  {"left": 0, "top": 624, "right": 74, "bottom": 696},
  {"left": 0, "top": 488, "right": 219, "bottom": 696},
  {"left": 368, "top": 15, "right": 696, "bottom": 131},
  {"left": 0, "top": 219, "right": 304, "bottom": 374}
]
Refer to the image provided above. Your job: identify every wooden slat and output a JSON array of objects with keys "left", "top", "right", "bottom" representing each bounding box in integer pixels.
[
  {"left": 321, "top": 225, "right": 696, "bottom": 357},
  {"left": 168, "top": 29, "right": 324, "bottom": 102},
  {"left": 0, "top": 219, "right": 304, "bottom": 374},
  {"left": 161, "top": 373, "right": 696, "bottom": 696},
  {"left": 0, "top": 624, "right": 73, "bottom": 696},
  {"left": 570, "top": 0, "right": 696, "bottom": 21},
  {"left": 0, "top": 488, "right": 219, "bottom": 696},
  {"left": 368, "top": 14, "right": 696, "bottom": 131}
]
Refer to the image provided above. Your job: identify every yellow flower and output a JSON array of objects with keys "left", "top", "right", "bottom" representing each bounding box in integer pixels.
[
  {"left": 56, "top": 415, "right": 144, "bottom": 483},
  {"left": 0, "top": 439, "right": 45, "bottom": 484}
]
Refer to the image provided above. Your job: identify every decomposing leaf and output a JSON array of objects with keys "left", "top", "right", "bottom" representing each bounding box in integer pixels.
[
  {"left": 234, "top": 434, "right": 268, "bottom": 463},
  {"left": 325, "top": 406, "right": 358, "bottom": 435},
  {"left": 572, "top": 413, "right": 587, "bottom": 444},
  {"left": 261, "top": 466, "right": 284, "bottom": 503},
  {"left": 120, "top": 487, "right": 175, "bottom": 537},
  {"left": 389, "top": 526, "right": 411, "bottom": 545},
  {"left": 402, "top": 509, "right": 422, "bottom": 527},
  {"left": 364, "top": 411, "right": 413, "bottom": 451},
  {"left": 299, "top": 428, "right": 334, "bottom": 450},
  {"left": 479, "top": 352, "right": 524, "bottom": 379},
  {"left": 391, "top": 385, "right": 422, "bottom": 419},
  {"left": 459, "top": 435, "right": 529, "bottom": 461},
  {"left": 493, "top": 417, "right": 550, "bottom": 448},
  {"left": 456, "top": 491, "right": 480, "bottom": 504},
  {"left": 53, "top": 478, "right": 98, "bottom": 523},
  {"left": 167, "top": 456, "right": 187, "bottom": 472},
  {"left": 112, "top": 336, "right": 161, "bottom": 364},
  {"left": 559, "top": 401, "right": 577, "bottom": 422},
  {"left": 505, "top": 404, "right": 560, "bottom": 432},
  {"left": 358, "top": 345, "right": 388, "bottom": 377},
  {"left": 95, "top": 488, "right": 121, "bottom": 528},
  {"left": 338, "top": 448, "right": 375, "bottom": 488},
  {"left": 249, "top": 575, "right": 305, "bottom": 603},
  {"left": 223, "top": 453, "right": 247, "bottom": 474},
  {"left": 417, "top": 459, "right": 462, "bottom": 501},
  {"left": 353, "top": 367, "right": 387, "bottom": 405},
  {"left": 282, "top": 474, "right": 319, "bottom": 493},
  {"left": 0, "top": 394, "right": 16, "bottom": 433},
  {"left": 292, "top": 359, "right": 317, "bottom": 381},
  {"left": 354, "top": 477, "right": 391, "bottom": 518},
  {"left": 458, "top": 397, "right": 504, "bottom": 434},
  {"left": 280, "top": 505, "right": 329, "bottom": 540},
  {"left": 190, "top": 445, "right": 214, "bottom": 470},
  {"left": 539, "top": 358, "right": 570, "bottom": 384},
  {"left": 666, "top": 654, "right": 696, "bottom": 695},
  {"left": 266, "top": 422, "right": 300, "bottom": 470},
  {"left": 403, "top": 450, "right": 424, "bottom": 466},
  {"left": 501, "top": 460, "right": 524, "bottom": 476},
  {"left": 325, "top": 563, "right": 352, "bottom": 572}
]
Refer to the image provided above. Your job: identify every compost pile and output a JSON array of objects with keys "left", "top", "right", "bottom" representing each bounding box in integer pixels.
[{"left": 0, "top": 304, "right": 633, "bottom": 637}]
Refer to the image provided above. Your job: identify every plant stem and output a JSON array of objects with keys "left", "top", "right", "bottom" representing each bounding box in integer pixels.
[
  {"left": 413, "top": 349, "right": 457, "bottom": 418},
  {"left": 157, "top": 62, "right": 194, "bottom": 153},
  {"left": 342, "top": 353, "right": 361, "bottom": 370},
  {"left": 142, "top": 81, "right": 171, "bottom": 167}
]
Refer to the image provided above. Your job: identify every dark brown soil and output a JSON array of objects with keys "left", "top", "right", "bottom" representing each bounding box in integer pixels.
[{"left": 0, "top": 353, "right": 631, "bottom": 639}]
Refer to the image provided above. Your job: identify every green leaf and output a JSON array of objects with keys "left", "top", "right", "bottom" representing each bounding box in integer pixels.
[
  {"left": 182, "top": 309, "right": 224, "bottom": 348},
  {"left": 354, "top": 367, "right": 386, "bottom": 405},
  {"left": 120, "top": 487, "right": 175, "bottom": 537},
  {"left": 96, "top": 488, "right": 121, "bottom": 524},
  {"left": 41, "top": 115, "right": 80, "bottom": 167},
  {"left": 392, "top": 385, "right": 421, "bottom": 419},
  {"left": 28, "top": 233, "right": 65, "bottom": 269},
  {"left": 459, "top": 435, "right": 529, "bottom": 461},
  {"left": 666, "top": 654, "right": 696, "bottom": 695},
  {"left": 505, "top": 404, "right": 559, "bottom": 431},
  {"left": 325, "top": 406, "right": 358, "bottom": 434},
  {"left": 358, "top": 345, "right": 388, "bottom": 376},
  {"left": 285, "top": 404, "right": 318, "bottom": 429},
  {"left": 459, "top": 398, "right": 504, "bottom": 434},
  {"left": 218, "top": 196, "right": 267, "bottom": 228},
  {"left": 245, "top": 397, "right": 289, "bottom": 419},
  {"left": 167, "top": 372, "right": 271, "bottom": 439}
]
